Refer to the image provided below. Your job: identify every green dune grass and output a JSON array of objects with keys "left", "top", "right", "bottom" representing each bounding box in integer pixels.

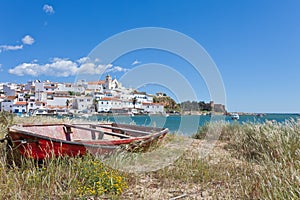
[{"left": 0, "top": 112, "right": 299, "bottom": 199}]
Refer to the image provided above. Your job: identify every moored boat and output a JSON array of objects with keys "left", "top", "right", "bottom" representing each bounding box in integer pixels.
[
  {"left": 231, "top": 113, "right": 240, "bottom": 120},
  {"left": 5, "top": 123, "right": 168, "bottom": 160}
]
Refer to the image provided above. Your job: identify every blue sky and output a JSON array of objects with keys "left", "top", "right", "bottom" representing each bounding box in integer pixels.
[{"left": 0, "top": 1, "right": 300, "bottom": 113}]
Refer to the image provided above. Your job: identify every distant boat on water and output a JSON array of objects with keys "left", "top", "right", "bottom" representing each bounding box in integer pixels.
[
  {"left": 256, "top": 113, "right": 265, "bottom": 117},
  {"left": 231, "top": 113, "right": 240, "bottom": 120},
  {"left": 32, "top": 108, "right": 53, "bottom": 116}
]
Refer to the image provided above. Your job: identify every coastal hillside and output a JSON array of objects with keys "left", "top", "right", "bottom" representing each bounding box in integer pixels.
[{"left": 153, "top": 95, "right": 180, "bottom": 112}]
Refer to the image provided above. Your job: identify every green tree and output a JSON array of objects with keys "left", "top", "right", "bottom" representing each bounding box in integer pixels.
[
  {"left": 93, "top": 98, "right": 99, "bottom": 112},
  {"left": 132, "top": 97, "right": 137, "bottom": 108},
  {"left": 66, "top": 99, "right": 70, "bottom": 108}
]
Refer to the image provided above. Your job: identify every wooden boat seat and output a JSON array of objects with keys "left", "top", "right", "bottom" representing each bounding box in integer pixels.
[
  {"left": 64, "top": 124, "right": 131, "bottom": 140},
  {"left": 63, "top": 126, "right": 73, "bottom": 141}
]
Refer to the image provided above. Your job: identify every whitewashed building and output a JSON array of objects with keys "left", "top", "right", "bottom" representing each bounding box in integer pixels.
[
  {"left": 1, "top": 96, "right": 16, "bottom": 112},
  {"left": 24, "top": 80, "right": 40, "bottom": 92},
  {"left": 35, "top": 91, "right": 47, "bottom": 102},
  {"left": 133, "top": 92, "right": 153, "bottom": 103},
  {"left": 56, "top": 83, "right": 85, "bottom": 94},
  {"left": 93, "top": 92, "right": 105, "bottom": 99},
  {"left": 104, "top": 75, "right": 122, "bottom": 90},
  {"left": 86, "top": 81, "right": 105, "bottom": 92},
  {"left": 97, "top": 97, "right": 120, "bottom": 112},
  {"left": 0, "top": 83, "right": 4, "bottom": 94},
  {"left": 3, "top": 84, "right": 18, "bottom": 96},
  {"left": 35, "top": 81, "right": 57, "bottom": 93},
  {"left": 142, "top": 102, "right": 164, "bottom": 114},
  {"left": 47, "top": 96, "right": 73, "bottom": 107},
  {"left": 27, "top": 101, "right": 47, "bottom": 112},
  {"left": 12, "top": 102, "right": 27, "bottom": 113},
  {"left": 97, "top": 97, "right": 143, "bottom": 113},
  {"left": 72, "top": 96, "right": 93, "bottom": 111}
]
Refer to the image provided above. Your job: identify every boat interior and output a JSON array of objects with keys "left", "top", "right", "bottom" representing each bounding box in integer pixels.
[{"left": 13, "top": 123, "right": 162, "bottom": 142}]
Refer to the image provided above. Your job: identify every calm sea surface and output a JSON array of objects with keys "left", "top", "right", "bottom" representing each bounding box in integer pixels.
[{"left": 80, "top": 114, "right": 300, "bottom": 136}]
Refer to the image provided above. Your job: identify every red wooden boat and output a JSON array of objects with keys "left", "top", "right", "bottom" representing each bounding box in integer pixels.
[{"left": 6, "top": 123, "right": 168, "bottom": 160}]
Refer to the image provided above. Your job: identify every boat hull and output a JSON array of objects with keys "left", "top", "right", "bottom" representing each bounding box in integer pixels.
[{"left": 7, "top": 123, "right": 168, "bottom": 160}]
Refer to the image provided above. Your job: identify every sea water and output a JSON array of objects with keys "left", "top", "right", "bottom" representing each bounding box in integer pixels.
[{"left": 79, "top": 113, "right": 300, "bottom": 136}]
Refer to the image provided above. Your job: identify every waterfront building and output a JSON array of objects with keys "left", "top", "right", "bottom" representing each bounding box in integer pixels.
[
  {"left": 3, "top": 83, "right": 18, "bottom": 96},
  {"left": 1, "top": 96, "right": 17, "bottom": 112},
  {"left": 27, "top": 101, "right": 47, "bottom": 112},
  {"left": 142, "top": 102, "right": 164, "bottom": 114},
  {"left": 0, "top": 76, "right": 186, "bottom": 115},
  {"left": 72, "top": 96, "right": 93, "bottom": 112},
  {"left": 12, "top": 101, "right": 28, "bottom": 113}
]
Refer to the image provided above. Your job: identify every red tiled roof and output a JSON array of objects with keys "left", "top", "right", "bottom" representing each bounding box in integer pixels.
[
  {"left": 6, "top": 96, "right": 16, "bottom": 100},
  {"left": 44, "top": 86, "right": 57, "bottom": 89},
  {"left": 14, "top": 102, "right": 27, "bottom": 105},
  {"left": 47, "top": 105, "right": 66, "bottom": 109},
  {"left": 88, "top": 80, "right": 106, "bottom": 85},
  {"left": 142, "top": 102, "right": 163, "bottom": 106},
  {"left": 100, "top": 97, "right": 120, "bottom": 101},
  {"left": 35, "top": 101, "right": 46, "bottom": 105}
]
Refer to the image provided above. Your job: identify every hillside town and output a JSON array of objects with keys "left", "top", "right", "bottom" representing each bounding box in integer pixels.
[
  {"left": 0, "top": 74, "right": 227, "bottom": 116},
  {"left": 0, "top": 75, "right": 165, "bottom": 116}
]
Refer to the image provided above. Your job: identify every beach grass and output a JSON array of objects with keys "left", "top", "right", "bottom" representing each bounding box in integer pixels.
[
  {"left": 0, "top": 112, "right": 299, "bottom": 199},
  {"left": 0, "top": 113, "right": 128, "bottom": 199},
  {"left": 192, "top": 120, "right": 300, "bottom": 199}
]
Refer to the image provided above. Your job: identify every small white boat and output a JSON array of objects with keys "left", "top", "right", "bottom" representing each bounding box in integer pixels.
[
  {"left": 231, "top": 113, "right": 239, "bottom": 120},
  {"left": 32, "top": 108, "right": 55, "bottom": 116}
]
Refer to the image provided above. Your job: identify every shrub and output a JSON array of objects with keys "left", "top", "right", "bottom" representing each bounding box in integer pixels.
[{"left": 75, "top": 158, "right": 128, "bottom": 198}]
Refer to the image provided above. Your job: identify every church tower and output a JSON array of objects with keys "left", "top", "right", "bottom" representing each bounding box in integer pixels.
[{"left": 105, "top": 74, "right": 112, "bottom": 89}]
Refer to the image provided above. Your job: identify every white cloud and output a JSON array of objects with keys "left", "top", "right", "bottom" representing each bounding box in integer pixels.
[
  {"left": 43, "top": 4, "right": 55, "bottom": 14},
  {"left": 9, "top": 58, "right": 78, "bottom": 77},
  {"left": 0, "top": 45, "right": 23, "bottom": 52},
  {"left": 77, "top": 57, "right": 101, "bottom": 64},
  {"left": 77, "top": 57, "right": 90, "bottom": 64},
  {"left": 22, "top": 35, "right": 35, "bottom": 45},
  {"left": 0, "top": 35, "right": 34, "bottom": 53},
  {"left": 9, "top": 57, "right": 130, "bottom": 77},
  {"left": 107, "top": 66, "right": 129, "bottom": 73},
  {"left": 78, "top": 63, "right": 107, "bottom": 75},
  {"left": 132, "top": 60, "right": 141, "bottom": 65}
]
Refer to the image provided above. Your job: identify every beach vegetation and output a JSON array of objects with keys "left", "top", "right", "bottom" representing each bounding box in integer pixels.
[{"left": 0, "top": 114, "right": 299, "bottom": 199}]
